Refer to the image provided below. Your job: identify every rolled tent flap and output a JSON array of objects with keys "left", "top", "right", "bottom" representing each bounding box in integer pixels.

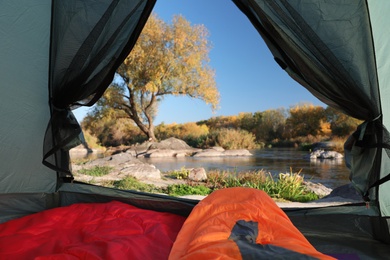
[{"left": 43, "top": 0, "right": 156, "bottom": 179}]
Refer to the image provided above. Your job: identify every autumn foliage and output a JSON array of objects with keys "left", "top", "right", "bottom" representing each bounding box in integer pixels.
[
  {"left": 88, "top": 13, "right": 219, "bottom": 141},
  {"left": 83, "top": 103, "right": 362, "bottom": 150}
]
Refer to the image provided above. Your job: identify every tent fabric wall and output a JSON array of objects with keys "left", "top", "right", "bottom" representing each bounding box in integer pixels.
[
  {"left": 0, "top": 1, "right": 57, "bottom": 193},
  {"left": 43, "top": 0, "right": 156, "bottom": 178},
  {"left": 232, "top": 0, "right": 390, "bottom": 241},
  {"left": 232, "top": 0, "right": 390, "bottom": 213},
  {"left": 368, "top": 0, "right": 390, "bottom": 217}
]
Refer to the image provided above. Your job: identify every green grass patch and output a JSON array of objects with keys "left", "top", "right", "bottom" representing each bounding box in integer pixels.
[
  {"left": 78, "top": 166, "right": 112, "bottom": 177},
  {"left": 165, "top": 184, "right": 211, "bottom": 197},
  {"left": 112, "top": 176, "right": 162, "bottom": 193},
  {"left": 168, "top": 167, "right": 191, "bottom": 179},
  {"left": 205, "top": 169, "right": 319, "bottom": 202}
]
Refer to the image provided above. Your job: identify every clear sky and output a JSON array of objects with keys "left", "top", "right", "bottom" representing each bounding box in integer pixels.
[{"left": 73, "top": 0, "right": 325, "bottom": 124}]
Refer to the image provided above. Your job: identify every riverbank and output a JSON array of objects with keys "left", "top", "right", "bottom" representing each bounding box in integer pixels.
[
  {"left": 70, "top": 137, "right": 358, "bottom": 204},
  {"left": 71, "top": 149, "right": 361, "bottom": 204}
]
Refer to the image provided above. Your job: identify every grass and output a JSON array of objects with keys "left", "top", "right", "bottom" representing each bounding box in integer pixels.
[
  {"left": 97, "top": 168, "right": 319, "bottom": 202},
  {"left": 78, "top": 166, "right": 113, "bottom": 177},
  {"left": 168, "top": 167, "right": 191, "bottom": 179},
  {"left": 204, "top": 169, "right": 318, "bottom": 202},
  {"left": 165, "top": 184, "right": 211, "bottom": 197},
  {"left": 112, "top": 177, "right": 162, "bottom": 193}
]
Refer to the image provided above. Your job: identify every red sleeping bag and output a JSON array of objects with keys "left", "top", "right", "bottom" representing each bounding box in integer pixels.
[{"left": 0, "top": 201, "right": 186, "bottom": 260}]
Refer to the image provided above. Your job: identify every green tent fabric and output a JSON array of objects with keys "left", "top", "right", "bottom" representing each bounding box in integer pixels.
[
  {"left": 1, "top": 0, "right": 390, "bottom": 258},
  {"left": 233, "top": 0, "right": 390, "bottom": 242},
  {"left": 43, "top": 0, "right": 156, "bottom": 181},
  {"left": 234, "top": 0, "right": 390, "bottom": 215}
]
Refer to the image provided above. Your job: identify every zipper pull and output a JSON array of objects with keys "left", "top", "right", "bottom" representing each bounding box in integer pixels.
[{"left": 363, "top": 192, "right": 370, "bottom": 209}]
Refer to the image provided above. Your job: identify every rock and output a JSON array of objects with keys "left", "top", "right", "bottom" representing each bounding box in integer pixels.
[
  {"left": 126, "top": 138, "right": 200, "bottom": 158},
  {"left": 138, "top": 149, "right": 196, "bottom": 158},
  {"left": 126, "top": 138, "right": 251, "bottom": 158},
  {"left": 188, "top": 168, "right": 207, "bottom": 181},
  {"left": 149, "top": 137, "right": 193, "bottom": 150},
  {"left": 307, "top": 149, "right": 343, "bottom": 160},
  {"left": 223, "top": 149, "right": 253, "bottom": 156},
  {"left": 126, "top": 149, "right": 137, "bottom": 157},
  {"left": 175, "top": 152, "right": 187, "bottom": 157},
  {"left": 210, "top": 146, "right": 225, "bottom": 152},
  {"left": 323, "top": 183, "right": 361, "bottom": 201},
  {"left": 193, "top": 148, "right": 252, "bottom": 157},
  {"left": 119, "top": 163, "right": 161, "bottom": 179},
  {"left": 73, "top": 152, "right": 162, "bottom": 184},
  {"left": 87, "top": 153, "right": 135, "bottom": 166},
  {"left": 142, "top": 149, "right": 177, "bottom": 158},
  {"left": 193, "top": 149, "right": 223, "bottom": 157},
  {"left": 303, "top": 181, "right": 332, "bottom": 197},
  {"left": 69, "top": 144, "right": 104, "bottom": 158}
]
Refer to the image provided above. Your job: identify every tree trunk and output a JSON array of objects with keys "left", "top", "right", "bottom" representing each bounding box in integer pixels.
[{"left": 148, "top": 126, "right": 156, "bottom": 142}]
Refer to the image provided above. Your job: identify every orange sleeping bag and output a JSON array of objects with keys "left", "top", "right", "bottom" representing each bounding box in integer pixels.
[{"left": 169, "top": 187, "right": 335, "bottom": 260}]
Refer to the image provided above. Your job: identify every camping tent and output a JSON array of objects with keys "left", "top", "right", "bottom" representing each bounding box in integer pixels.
[{"left": 0, "top": 0, "right": 389, "bottom": 258}]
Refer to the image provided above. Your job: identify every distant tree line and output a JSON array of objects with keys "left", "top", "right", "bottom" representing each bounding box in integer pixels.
[{"left": 81, "top": 103, "right": 362, "bottom": 150}]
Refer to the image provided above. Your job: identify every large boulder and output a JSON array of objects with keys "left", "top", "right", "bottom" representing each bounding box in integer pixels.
[
  {"left": 73, "top": 152, "right": 161, "bottom": 184},
  {"left": 193, "top": 148, "right": 252, "bottom": 157},
  {"left": 303, "top": 181, "right": 332, "bottom": 197},
  {"left": 150, "top": 137, "right": 193, "bottom": 150},
  {"left": 188, "top": 168, "right": 207, "bottom": 181},
  {"left": 129, "top": 138, "right": 200, "bottom": 158},
  {"left": 307, "top": 149, "right": 343, "bottom": 159},
  {"left": 192, "top": 149, "right": 223, "bottom": 157}
]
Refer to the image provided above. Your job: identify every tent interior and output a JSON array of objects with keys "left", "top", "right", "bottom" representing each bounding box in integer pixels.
[{"left": 1, "top": 0, "right": 390, "bottom": 258}]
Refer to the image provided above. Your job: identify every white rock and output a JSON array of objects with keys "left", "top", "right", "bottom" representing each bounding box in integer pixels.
[{"left": 188, "top": 168, "right": 207, "bottom": 181}]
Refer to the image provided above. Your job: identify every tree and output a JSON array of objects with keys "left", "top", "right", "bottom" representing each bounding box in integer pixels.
[
  {"left": 255, "top": 109, "right": 286, "bottom": 143},
  {"left": 285, "top": 104, "right": 327, "bottom": 138},
  {"left": 325, "top": 106, "right": 362, "bottom": 136},
  {"left": 91, "top": 13, "right": 219, "bottom": 141}
]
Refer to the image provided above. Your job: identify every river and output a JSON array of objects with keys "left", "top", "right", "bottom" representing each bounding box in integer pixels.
[{"left": 138, "top": 148, "right": 351, "bottom": 189}]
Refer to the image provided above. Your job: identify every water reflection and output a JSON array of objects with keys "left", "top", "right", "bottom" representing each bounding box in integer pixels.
[{"left": 140, "top": 148, "right": 350, "bottom": 189}]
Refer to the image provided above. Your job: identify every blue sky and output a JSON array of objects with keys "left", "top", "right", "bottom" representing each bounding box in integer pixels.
[{"left": 74, "top": 0, "right": 324, "bottom": 124}]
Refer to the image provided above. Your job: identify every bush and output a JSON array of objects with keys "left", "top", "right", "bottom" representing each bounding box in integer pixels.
[
  {"left": 205, "top": 128, "right": 259, "bottom": 150},
  {"left": 155, "top": 122, "right": 209, "bottom": 142},
  {"left": 183, "top": 134, "right": 208, "bottom": 148},
  {"left": 82, "top": 130, "right": 104, "bottom": 150}
]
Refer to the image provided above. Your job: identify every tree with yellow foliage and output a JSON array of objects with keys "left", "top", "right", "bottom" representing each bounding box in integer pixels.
[
  {"left": 285, "top": 103, "right": 328, "bottom": 138},
  {"left": 89, "top": 13, "right": 219, "bottom": 141}
]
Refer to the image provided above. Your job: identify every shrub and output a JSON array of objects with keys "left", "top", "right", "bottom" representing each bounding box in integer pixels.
[
  {"left": 183, "top": 134, "right": 208, "bottom": 148},
  {"left": 155, "top": 122, "right": 209, "bottom": 142},
  {"left": 82, "top": 130, "right": 104, "bottom": 150},
  {"left": 205, "top": 128, "right": 259, "bottom": 150}
]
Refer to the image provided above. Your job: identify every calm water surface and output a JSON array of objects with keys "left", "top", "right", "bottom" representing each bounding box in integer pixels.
[{"left": 139, "top": 148, "right": 350, "bottom": 189}]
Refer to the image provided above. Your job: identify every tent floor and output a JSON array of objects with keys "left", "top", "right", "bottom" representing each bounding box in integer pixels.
[{"left": 289, "top": 214, "right": 390, "bottom": 259}]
